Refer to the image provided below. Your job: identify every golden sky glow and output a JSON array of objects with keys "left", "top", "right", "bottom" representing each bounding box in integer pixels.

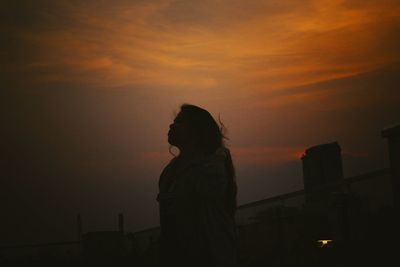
[
  {"left": 7, "top": 0, "right": 400, "bottom": 90},
  {"left": 3, "top": 0, "right": 400, "bottom": 185}
]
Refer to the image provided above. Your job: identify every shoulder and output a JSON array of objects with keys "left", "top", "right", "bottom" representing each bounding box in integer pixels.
[{"left": 160, "top": 157, "right": 177, "bottom": 172}]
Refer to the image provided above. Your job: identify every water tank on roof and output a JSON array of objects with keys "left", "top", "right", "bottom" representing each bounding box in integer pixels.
[{"left": 301, "top": 142, "right": 344, "bottom": 202}]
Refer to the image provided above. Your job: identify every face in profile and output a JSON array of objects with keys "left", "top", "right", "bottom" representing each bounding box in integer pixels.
[{"left": 168, "top": 112, "right": 190, "bottom": 148}]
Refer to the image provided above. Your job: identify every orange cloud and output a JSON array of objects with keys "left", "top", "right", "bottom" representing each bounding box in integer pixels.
[{"left": 5, "top": 0, "right": 399, "bottom": 93}]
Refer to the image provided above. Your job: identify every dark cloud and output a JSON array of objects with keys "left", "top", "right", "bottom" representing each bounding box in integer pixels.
[{"left": 157, "top": 0, "right": 312, "bottom": 29}]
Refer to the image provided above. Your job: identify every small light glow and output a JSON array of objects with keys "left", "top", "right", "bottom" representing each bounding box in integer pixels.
[{"left": 317, "top": 239, "right": 333, "bottom": 248}]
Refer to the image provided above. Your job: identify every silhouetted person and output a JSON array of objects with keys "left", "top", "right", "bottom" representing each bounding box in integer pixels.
[{"left": 157, "top": 104, "right": 238, "bottom": 267}]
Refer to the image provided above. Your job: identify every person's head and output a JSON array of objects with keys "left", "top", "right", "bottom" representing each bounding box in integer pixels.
[
  {"left": 168, "top": 104, "right": 225, "bottom": 155},
  {"left": 168, "top": 104, "right": 237, "bottom": 217}
]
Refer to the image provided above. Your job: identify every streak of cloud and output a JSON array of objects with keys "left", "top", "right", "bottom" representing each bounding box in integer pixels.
[{"left": 3, "top": 0, "right": 400, "bottom": 92}]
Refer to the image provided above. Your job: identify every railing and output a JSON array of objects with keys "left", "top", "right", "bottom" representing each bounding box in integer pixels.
[{"left": 1, "top": 168, "right": 394, "bottom": 266}]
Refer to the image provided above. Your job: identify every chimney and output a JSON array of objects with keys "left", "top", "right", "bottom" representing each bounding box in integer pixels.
[
  {"left": 118, "top": 213, "right": 124, "bottom": 233},
  {"left": 382, "top": 124, "right": 400, "bottom": 210},
  {"left": 77, "top": 213, "right": 83, "bottom": 240},
  {"left": 301, "top": 142, "right": 344, "bottom": 202}
]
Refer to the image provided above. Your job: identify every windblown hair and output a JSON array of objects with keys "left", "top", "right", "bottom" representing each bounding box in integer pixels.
[{"left": 173, "top": 104, "right": 237, "bottom": 218}]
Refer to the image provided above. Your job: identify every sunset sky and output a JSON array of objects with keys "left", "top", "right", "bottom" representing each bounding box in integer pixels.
[{"left": 2, "top": 0, "right": 400, "bottom": 244}]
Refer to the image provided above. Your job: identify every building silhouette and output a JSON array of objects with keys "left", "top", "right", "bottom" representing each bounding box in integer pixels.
[
  {"left": 134, "top": 123, "right": 400, "bottom": 267},
  {"left": 301, "top": 142, "right": 344, "bottom": 203}
]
